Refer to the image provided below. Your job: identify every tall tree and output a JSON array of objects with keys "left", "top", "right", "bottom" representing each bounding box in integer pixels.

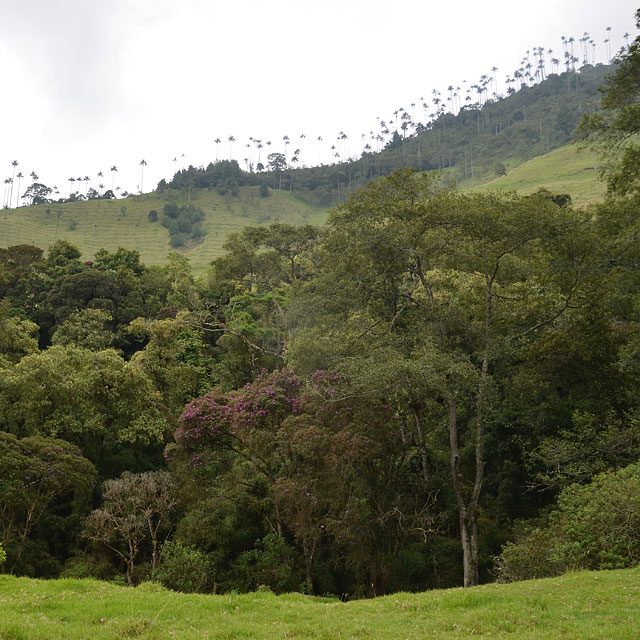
[
  {"left": 138, "top": 160, "right": 147, "bottom": 194},
  {"left": 289, "top": 170, "right": 594, "bottom": 586}
]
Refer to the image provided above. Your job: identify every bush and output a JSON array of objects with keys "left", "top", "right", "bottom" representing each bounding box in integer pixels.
[
  {"left": 153, "top": 542, "right": 211, "bottom": 593},
  {"left": 496, "top": 462, "right": 640, "bottom": 582},
  {"left": 148, "top": 209, "right": 158, "bottom": 222},
  {"left": 0, "top": 542, "right": 6, "bottom": 566},
  {"left": 234, "top": 534, "right": 303, "bottom": 594},
  {"left": 161, "top": 203, "right": 205, "bottom": 248}
]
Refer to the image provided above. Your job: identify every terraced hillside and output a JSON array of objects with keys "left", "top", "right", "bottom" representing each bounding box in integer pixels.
[
  {"left": 0, "top": 186, "right": 326, "bottom": 273},
  {"left": 1, "top": 141, "right": 608, "bottom": 272}
]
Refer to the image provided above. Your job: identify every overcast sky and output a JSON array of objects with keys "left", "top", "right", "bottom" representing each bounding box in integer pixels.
[{"left": 0, "top": 0, "right": 636, "bottom": 202}]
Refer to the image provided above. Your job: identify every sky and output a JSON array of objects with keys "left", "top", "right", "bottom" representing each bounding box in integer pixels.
[{"left": 0, "top": 0, "right": 636, "bottom": 203}]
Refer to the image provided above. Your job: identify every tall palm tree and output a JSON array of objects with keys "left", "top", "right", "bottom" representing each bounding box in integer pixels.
[
  {"left": 228, "top": 136, "right": 235, "bottom": 160},
  {"left": 9, "top": 161, "right": 18, "bottom": 209},
  {"left": 68, "top": 177, "right": 76, "bottom": 197},
  {"left": 15, "top": 172, "right": 23, "bottom": 207},
  {"left": 110, "top": 166, "right": 118, "bottom": 191},
  {"left": 139, "top": 160, "right": 147, "bottom": 194},
  {"left": 214, "top": 137, "right": 221, "bottom": 161}
]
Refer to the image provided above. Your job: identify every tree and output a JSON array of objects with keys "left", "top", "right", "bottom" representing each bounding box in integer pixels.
[
  {"left": 83, "top": 471, "right": 178, "bottom": 584},
  {"left": 22, "top": 183, "right": 52, "bottom": 206},
  {"left": 0, "top": 346, "right": 168, "bottom": 468},
  {"left": 139, "top": 160, "right": 147, "bottom": 194},
  {"left": 51, "top": 308, "right": 113, "bottom": 351},
  {"left": 289, "top": 170, "right": 593, "bottom": 586},
  {"left": 577, "top": 10, "right": 640, "bottom": 195},
  {"left": 8, "top": 161, "right": 17, "bottom": 209},
  {"left": 0, "top": 300, "right": 38, "bottom": 366},
  {"left": 0, "top": 432, "right": 95, "bottom": 573}
]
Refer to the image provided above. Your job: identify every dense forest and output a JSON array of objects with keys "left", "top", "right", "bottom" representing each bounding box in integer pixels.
[{"left": 1, "top": 14, "right": 640, "bottom": 598}]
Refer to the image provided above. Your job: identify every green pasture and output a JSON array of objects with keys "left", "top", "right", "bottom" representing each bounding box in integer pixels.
[{"left": 1, "top": 568, "right": 638, "bottom": 639}]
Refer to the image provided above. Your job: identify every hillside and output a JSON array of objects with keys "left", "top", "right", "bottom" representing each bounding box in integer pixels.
[
  {"left": 0, "top": 64, "right": 617, "bottom": 268},
  {"left": 1, "top": 569, "right": 638, "bottom": 639},
  {"left": 0, "top": 187, "right": 326, "bottom": 274},
  {"left": 468, "top": 143, "right": 607, "bottom": 207}
]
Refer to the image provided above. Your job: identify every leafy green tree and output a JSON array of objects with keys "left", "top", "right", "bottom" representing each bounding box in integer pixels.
[
  {"left": 497, "top": 462, "right": 640, "bottom": 581},
  {"left": 577, "top": 10, "right": 640, "bottom": 195},
  {"left": 128, "top": 315, "right": 213, "bottom": 417},
  {"left": 0, "top": 346, "right": 167, "bottom": 473},
  {"left": 289, "top": 170, "right": 594, "bottom": 586},
  {"left": 0, "top": 432, "right": 95, "bottom": 573},
  {"left": 22, "top": 183, "right": 52, "bottom": 206},
  {"left": 51, "top": 308, "right": 113, "bottom": 351},
  {"left": 0, "top": 300, "right": 38, "bottom": 366}
]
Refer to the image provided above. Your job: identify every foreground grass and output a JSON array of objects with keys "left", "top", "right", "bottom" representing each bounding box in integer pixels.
[{"left": 1, "top": 569, "right": 638, "bottom": 639}]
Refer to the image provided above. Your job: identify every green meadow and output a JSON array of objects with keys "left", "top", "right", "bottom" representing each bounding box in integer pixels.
[
  {"left": 468, "top": 144, "right": 607, "bottom": 207},
  {"left": 1, "top": 569, "right": 638, "bottom": 639},
  {"left": 0, "top": 186, "right": 326, "bottom": 275}
]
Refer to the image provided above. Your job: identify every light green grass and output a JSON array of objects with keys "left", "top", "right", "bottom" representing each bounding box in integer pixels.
[
  {"left": 1, "top": 569, "right": 638, "bottom": 639},
  {"left": 466, "top": 144, "right": 607, "bottom": 207},
  {"left": 0, "top": 187, "right": 327, "bottom": 275}
]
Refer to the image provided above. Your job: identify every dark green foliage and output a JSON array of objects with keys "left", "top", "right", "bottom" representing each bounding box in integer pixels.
[
  {"left": 497, "top": 462, "right": 640, "bottom": 581},
  {"left": 167, "top": 160, "right": 243, "bottom": 196},
  {"left": 148, "top": 209, "right": 158, "bottom": 222},
  {"left": 234, "top": 534, "right": 303, "bottom": 594},
  {"left": 152, "top": 542, "right": 211, "bottom": 593},
  {"left": 493, "top": 161, "right": 507, "bottom": 176},
  {"left": 577, "top": 11, "right": 640, "bottom": 195},
  {"left": 161, "top": 203, "right": 205, "bottom": 248}
]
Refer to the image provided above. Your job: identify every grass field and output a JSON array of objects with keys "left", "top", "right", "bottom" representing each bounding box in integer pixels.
[
  {"left": 467, "top": 144, "right": 607, "bottom": 207},
  {"left": 0, "top": 187, "right": 327, "bottom": 275},
  {"left": 0, "top": 145, "right": 608, "bottom": 274},
  {"left": 0, "top": 569, "right": 638, "bottom": 639}
]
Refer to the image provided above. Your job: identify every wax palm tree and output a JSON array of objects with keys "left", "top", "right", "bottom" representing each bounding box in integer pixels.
[
  {"left": 9, "top": 161, "right": 18, "bottom": 209},
  {"left": 68, "top": 177, "right": 76, "bottom": 197},
  {"left": 139, "top": 160, "right": 147, "bottom": 194},
  {"left": 15, "top": 172, "right": 23, "bottom": 207},
  {"left": 110, "top": 166, "right": 118, "bottom": 191},
  {"left": 214, "top": 137, "right": 221, "bottom": 161},
  {"left": 228, "top": 136, "right": 235, "bottom": 160}
]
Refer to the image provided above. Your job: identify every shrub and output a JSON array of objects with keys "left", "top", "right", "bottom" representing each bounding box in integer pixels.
[
  {"left": 496, "top": 462, "right": 640, "bottom": 582},
  {"left": 153, "top": 542, "right": 210, "bottom": 593},
  {"left": 0, "top": 542, "right": 6, "bottom": 566},
  {"left": 148, "top": 209, "right": 158, "bottom": 222}
]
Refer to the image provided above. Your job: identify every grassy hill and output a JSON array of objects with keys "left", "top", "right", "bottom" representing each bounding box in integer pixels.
[
  {"left": 0, "top": 187, "right": 326, "bottom": 275},
  {"left": 1, "top": 568, "right": 638, "bottom": 639},
  {"left": 466, "top": 143, "right": 607, "bottom": 207},
  {"left": 1, "top": 142, "right": 607, "bottom": 273}
]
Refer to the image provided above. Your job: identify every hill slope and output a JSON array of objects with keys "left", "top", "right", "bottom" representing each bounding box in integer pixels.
[
  {"left": 0, "top": 187, "right": 326, "bottom": 273},
  {"left": 1, "top": 568, "right": 638, "bottom": 639},
  {"left": 468, "top": 143, "right": 607, "bottom": 207}
]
